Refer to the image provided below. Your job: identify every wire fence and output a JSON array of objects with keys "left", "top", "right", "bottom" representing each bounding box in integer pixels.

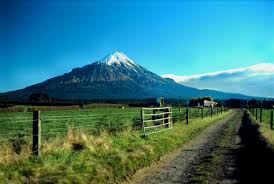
[
  {"left": 248, "top": 108, "right": 274, "bottom": 130},
  {"left": 0, "top": 107, "right": 228, "bottom": 148}
]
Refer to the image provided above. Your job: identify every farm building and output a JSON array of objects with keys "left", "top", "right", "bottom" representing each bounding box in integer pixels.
[
  {"left": 203, "top": 100, "right": 218, "bottom": 107},
  {"left": 190, "top": 99, "right": 217, "bottom": 107}
]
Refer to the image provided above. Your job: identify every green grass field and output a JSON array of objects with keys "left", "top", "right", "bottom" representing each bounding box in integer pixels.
[
  {"left": 0, "top": 107, "right": 141, "bottom": 140},
  {"left": 0, "top": 106, "right": 230, "bottom": 183},
  {"left": 0, "top": 106, "right": 218, "bottom": 140},
  {"left": 249, "top": 108, "right": 274, "bottom": 148}
]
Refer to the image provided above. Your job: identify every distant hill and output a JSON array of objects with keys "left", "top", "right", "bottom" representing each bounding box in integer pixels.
[{"left": 1, "top": 52, "right": 255, "bottom": 101}]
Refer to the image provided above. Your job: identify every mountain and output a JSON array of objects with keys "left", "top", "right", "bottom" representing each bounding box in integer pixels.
[{"left": 2, "top": 52, "right": 254, "bottom": 101}]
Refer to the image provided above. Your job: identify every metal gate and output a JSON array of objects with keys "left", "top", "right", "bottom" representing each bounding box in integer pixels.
[{"left": 141, "top": 107, "right": 172, "bottom": 137}]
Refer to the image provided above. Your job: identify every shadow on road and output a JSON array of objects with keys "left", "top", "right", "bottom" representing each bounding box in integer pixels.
[{"left": 229, "top": 111, "right": 274, "bottom": 183}]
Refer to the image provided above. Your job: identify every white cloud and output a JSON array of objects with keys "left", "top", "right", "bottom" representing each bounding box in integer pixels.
[
  {"left": 162, "top": 63, "right": 274, "bottom": 82},
  {"left": 161, "top": 63, "right": 274, "bottom": 98}
]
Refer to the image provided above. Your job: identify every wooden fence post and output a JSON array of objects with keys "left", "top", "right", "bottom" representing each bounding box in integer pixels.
[
  {"left": 217, "top": 108, "right": 219, "bottom": 115},
  {"left": 186, "top": 108, "right": 189, "bottom": 125},
  {"left": 32, "top": 110, "right": 41, "bottom": 156},
  {"left": 160, "top": 97, "right": 164, "bottom": 107},
  {"left": 201, "top": 107, "right": 204, "bottom": 119},
  {"left": 179, "top": 107, "right": 181, "bottom": 123},
  {"left": 169, "top": 107, "right": 172, "bottom": 128},
  {"left": 211, "top": 107, "right": 213, "bottom": 117},
  {"left": 270, "top": 111, "right": 273, "bottom": 130},
  {"left": 152, "top": 109, "right": 156, "bottom": 125},
  {"left": 256, "top": 109, "right": 258, "bottom": 120},
  {"left": 141, "top": 109, "right": 146, "bottom": 138},
  {"left": 260, "top": 108, "right": 262, "bottom": 123},
  {"left": 164, "top": 108, "right": 169, "bottom": 128}
]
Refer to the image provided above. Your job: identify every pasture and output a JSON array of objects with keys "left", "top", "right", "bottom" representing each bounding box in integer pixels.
[
  {"left": 0, "top": 107, "right": 141, "bottom": 140},
  {"left": 0, "top": 106, "right": 217, "bottom": 140},
  {"left": 0, "top": 105, "right": 229, "bottom": 183},
  {"left": 249, "top": 108, "right": 274, "bottom": 147}
]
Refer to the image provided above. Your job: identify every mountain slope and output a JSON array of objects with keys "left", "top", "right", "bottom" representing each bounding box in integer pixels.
[{"left": 2, "top": 52, "right": 252, "bottom": 101}]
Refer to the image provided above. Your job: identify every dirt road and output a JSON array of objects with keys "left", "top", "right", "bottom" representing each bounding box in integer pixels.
[{"left": 131, "top": 110, "right": 274, "bottom": 184}]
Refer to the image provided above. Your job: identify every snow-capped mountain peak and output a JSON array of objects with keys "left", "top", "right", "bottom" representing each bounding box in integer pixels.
[
  {"left": 3, "top": 51, "right": 254, "bottom": 101},
  {"left": 102, "top": 51, "right": 136, "bottom": 66}
]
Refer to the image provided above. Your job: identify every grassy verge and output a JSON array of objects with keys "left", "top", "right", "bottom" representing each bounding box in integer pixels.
[
  {"left": 0, "top": 110, "right": 232, "bottom": 184},
  {"left": 248, "top": 110, "right": 274, "bottom": 148}
]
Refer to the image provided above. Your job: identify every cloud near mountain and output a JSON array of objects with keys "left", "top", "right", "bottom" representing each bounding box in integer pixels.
[{"left": 162, "top": 63, "right": 274, "bottom": 98}]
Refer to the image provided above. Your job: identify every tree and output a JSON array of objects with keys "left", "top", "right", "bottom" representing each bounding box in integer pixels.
[
  {"left": 29, "top": 93, "right": 51, "bottom": 102},
  {"left": 248, "top": 99, "right": 261, "bottom": 108},
  {"left": 203, "top": 96, "right": 213, "bottom": 101}
]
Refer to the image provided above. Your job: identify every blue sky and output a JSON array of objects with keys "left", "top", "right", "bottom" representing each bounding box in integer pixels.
[{"left": 1, "top": 0, "right": 273, "bottom": 93}]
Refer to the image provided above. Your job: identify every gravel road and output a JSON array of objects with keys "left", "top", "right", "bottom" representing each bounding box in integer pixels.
[{"left": 131, "top": 110, "right": 241, "bottom": 184}]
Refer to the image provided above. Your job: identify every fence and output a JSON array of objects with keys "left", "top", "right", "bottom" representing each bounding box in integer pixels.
[
  {"left": 0, "top": 106, "right": 228, "bottom": 155},
  {"left": 249, "top": 108, "right": 274, "bottom": 130},
  {"left": 141, "top": 107, "right": 172, "bottom": 137},
  {"left": 141, "top": 106, "right": 228, "bottom": 137},
  {"left": 0, "top": 109, "right": 142, "bottom": 156}
]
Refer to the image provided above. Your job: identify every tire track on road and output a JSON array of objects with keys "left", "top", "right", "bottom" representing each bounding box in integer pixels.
[{"left": 130, "top": 110, "right": 240, "bottom": 184}]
